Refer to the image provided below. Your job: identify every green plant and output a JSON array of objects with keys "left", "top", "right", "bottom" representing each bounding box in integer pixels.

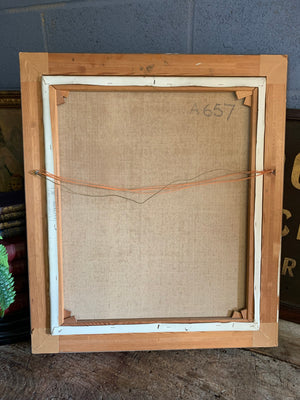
[{"left": 0, "top": 238, "right": 15, "bottom": 317}]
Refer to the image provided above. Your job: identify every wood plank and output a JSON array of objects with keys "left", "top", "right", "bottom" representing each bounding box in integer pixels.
[
  {"left": 58, "top": 324, "right": 278, "bottom": 353},
  {"left": 20, "top": 81, "right": 48, "bottom": 330},
  {"left": 59, "top": 331, "right": 254, "bottom": 352},
  {"left": 260, "top": 74, "right": 287, "bottom": 323},
  {"left": 20, "top": 53, "right": 59, "bottom": 353},
  {"left": 48, "top": 53, "right": 261, "bottom": 77}
]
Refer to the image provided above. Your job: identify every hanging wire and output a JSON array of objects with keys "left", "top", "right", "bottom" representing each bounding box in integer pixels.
[{"left": 31, "top": 168, "right": 274, "bottom": 205}]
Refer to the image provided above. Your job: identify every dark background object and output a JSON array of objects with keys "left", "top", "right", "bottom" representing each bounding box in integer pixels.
[
  {"left": 0, "top": 177, "right": 29, "bottom": 344},
  {"left": 0, "top": 310, "right": 30, "bottom": 345},
  {"left": 280, "top": 109, "right": 300, "bottom": 324}
]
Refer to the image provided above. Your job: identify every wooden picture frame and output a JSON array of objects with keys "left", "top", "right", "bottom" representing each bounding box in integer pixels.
[{"left": 20, "top": 53, "right": 287, "bottom": 353}]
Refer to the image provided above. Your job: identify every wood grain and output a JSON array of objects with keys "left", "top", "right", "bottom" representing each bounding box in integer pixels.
[
  {"left": 260, "top": 75, "right": 287, "bottom": 323},
  {"left": 246, "top": 88, "right": 258, "bottom": 322},
  {"left": 19, "top": 54, "right": 59, "bottom": 352},
  {"left": 48, "top": 53, "right": 262, "bottom": 77},
  {"left": 58, "top": 331, "right": 254, "bottom": 353},
  {"left": 20, "top": 53, "right": 287, "bottom": 353}
]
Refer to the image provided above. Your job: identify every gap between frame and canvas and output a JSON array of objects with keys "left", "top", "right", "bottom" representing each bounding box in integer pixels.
[{"left": 41, "top": 76, "right": 266, "bottom": 336}]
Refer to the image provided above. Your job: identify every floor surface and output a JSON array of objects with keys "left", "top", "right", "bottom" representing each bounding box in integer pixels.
[{"left": 0, "top": 321, "right": 299, "bottom": 400}]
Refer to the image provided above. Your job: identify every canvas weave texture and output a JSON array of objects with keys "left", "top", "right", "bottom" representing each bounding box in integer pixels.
[{"left": 57, "top": 90, "right": 250, "bottom": 319}]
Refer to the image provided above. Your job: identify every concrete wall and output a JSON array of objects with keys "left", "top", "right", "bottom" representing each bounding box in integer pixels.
[{"left": 0, "top": 0, "right": 299, "bottom": 108}]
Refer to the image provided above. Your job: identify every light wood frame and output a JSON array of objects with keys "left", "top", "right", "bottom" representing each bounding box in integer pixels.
[{"left": 20, "top": 53, "right": 287, "bottom": 353}]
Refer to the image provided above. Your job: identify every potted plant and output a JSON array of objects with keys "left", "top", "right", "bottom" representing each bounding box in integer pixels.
[
  {"left": 0, "top": 237, "right": 15, "bottom": 317},
  {"left": 0, "top": 237, "right": 30, "bottom": 345}
]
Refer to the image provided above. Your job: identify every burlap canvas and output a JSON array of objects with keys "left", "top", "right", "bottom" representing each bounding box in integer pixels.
[{"left": 57, "top": 90, "right": 250, "bottom": 319}]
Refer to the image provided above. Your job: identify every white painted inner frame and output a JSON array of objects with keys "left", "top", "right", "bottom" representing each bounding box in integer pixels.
[{"left": 41, "top": 76, "right": 266, "bottom": 336}]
